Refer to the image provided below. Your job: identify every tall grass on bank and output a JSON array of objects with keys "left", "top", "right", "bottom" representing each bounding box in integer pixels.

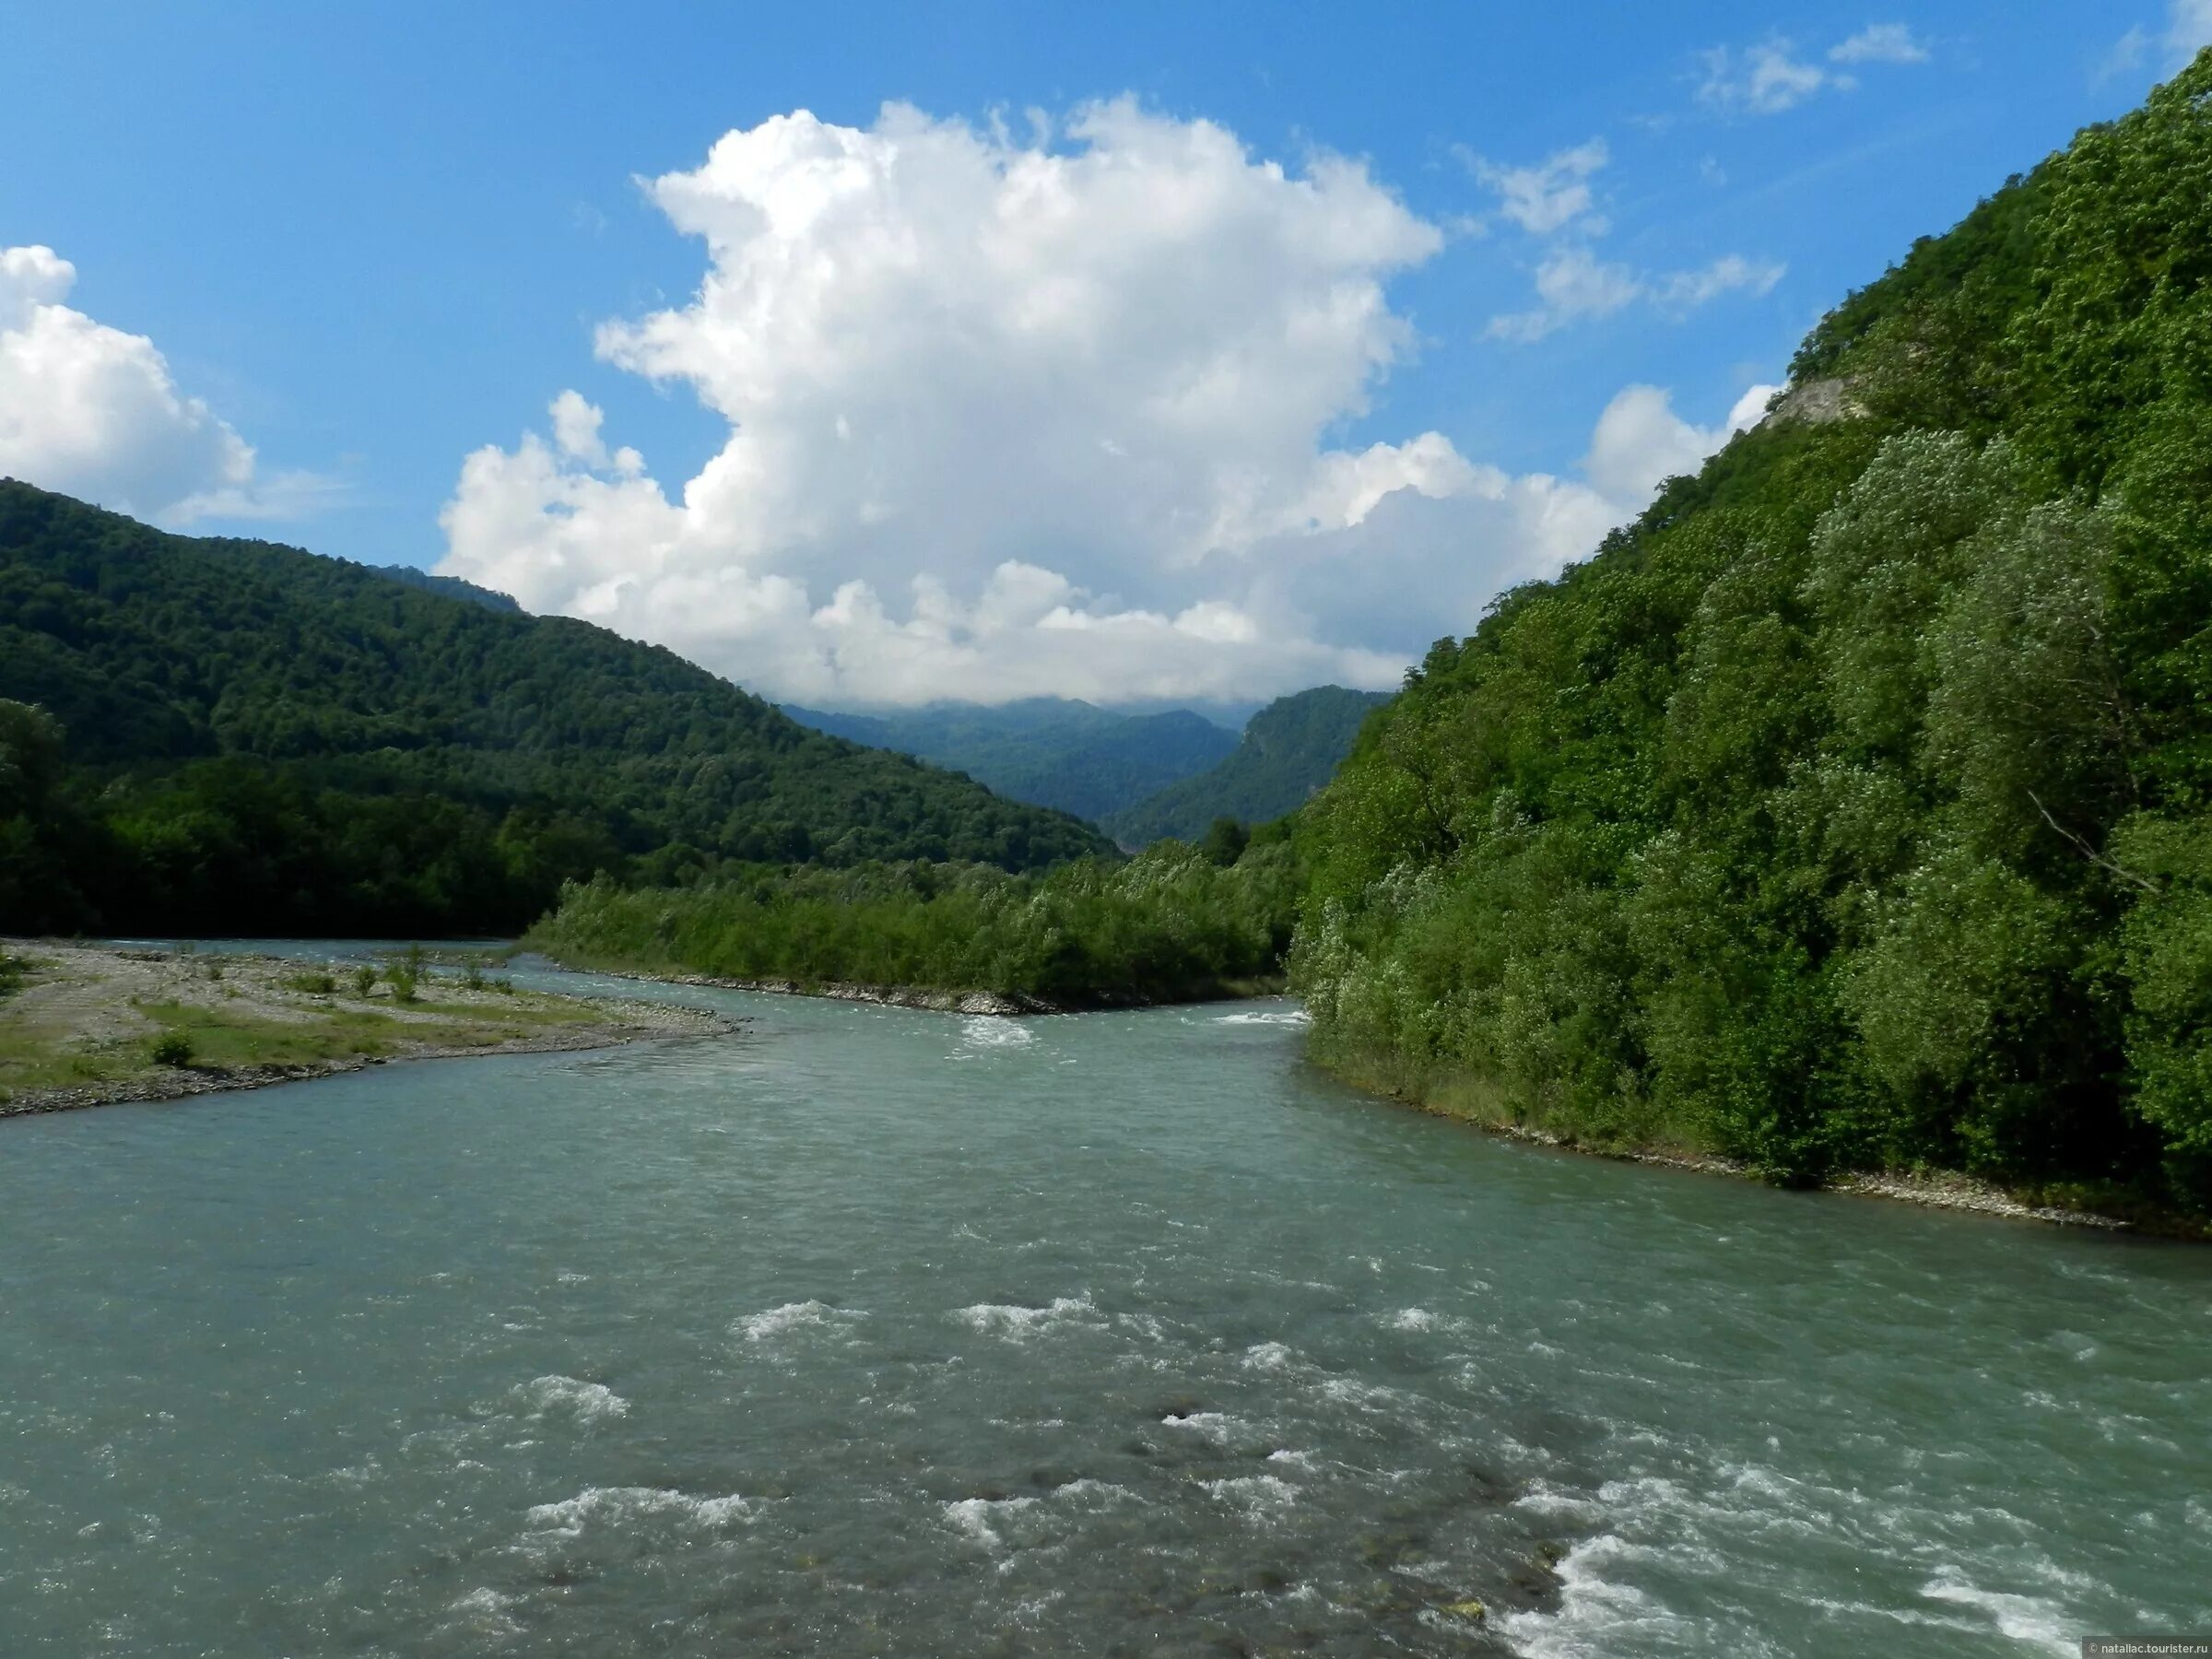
[{"left": 525, "top": 840, "right": 1300, "bottom": 1006}]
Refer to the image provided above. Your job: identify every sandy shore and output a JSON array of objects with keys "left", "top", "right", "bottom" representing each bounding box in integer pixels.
[
  {"left": 565, "top": 965, "right": 1056, "bottom": 1016},
  {"left": 0, "top": 941, "right": 736, "bottom": 1118}
]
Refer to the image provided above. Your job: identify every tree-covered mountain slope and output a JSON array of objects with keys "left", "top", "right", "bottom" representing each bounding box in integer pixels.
[
  {"left": 781, "top": 699, "right": 1240, "bottom": 825},
  {"left": 1106, "top": 687, "right": 1389, "bottom": 846},
  {"left": 1290, "top": 55, "right": 2212, "bottom": 1218},
  {"left": 0, "top": 482, "right": 1108, "bottom": 935},
  {"left": 368, "top": 563, "right": 521, "bottom": 613}
]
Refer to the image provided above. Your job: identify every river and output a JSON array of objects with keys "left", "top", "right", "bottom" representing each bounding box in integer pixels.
[{"left": 2, "top": 951, "right": 2206, "bottom": 1655}]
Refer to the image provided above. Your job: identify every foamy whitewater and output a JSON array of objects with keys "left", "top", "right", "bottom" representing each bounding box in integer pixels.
[{"left": 1, "top": 964, "right": 2206, "bottom": 1656}]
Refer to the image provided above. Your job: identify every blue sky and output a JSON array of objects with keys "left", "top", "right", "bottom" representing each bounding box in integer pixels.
[{"left": 2, "top": 2, "right": 2201, "bottom": 706}]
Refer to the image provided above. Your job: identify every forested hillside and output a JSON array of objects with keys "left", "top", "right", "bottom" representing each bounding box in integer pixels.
[
  {"left": 367, "top": 563, "right": 521, "bottom": 613},
  {"left": 1293, "top": 56, "right": 2212, "bottom": 1217},
  {"left": 1107, "top": 687, "right": 1387, "bottom": 845},
  {"left": 782, "top": 699, "right": 1238, "bottom": 825},
  {"left": 0, "top": 484, "right": 1106, "bottom": 935}
]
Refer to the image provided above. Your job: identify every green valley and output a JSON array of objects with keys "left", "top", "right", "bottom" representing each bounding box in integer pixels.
[
  {"left": 781, "top": 698, "right": 1240, "bottom": 826},
  {"left": 1102, "top": 686, "right": 1388, "bottom": 846}
]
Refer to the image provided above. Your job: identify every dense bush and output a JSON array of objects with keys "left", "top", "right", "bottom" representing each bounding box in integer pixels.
[{"left": 528, "top": 839, "right": 1301, "bottom": 1006}]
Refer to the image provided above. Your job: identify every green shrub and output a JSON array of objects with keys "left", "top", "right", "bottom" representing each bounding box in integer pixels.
[
  {"left": 528, "top": 841, "right": 1302, "bottom": 1006},
  {"left": 349, "top": 964, "right": 376, "bottom": 998},
  {"left": 283, "top": 971, "right": 336, "bottom": 995},
  {"left": 150, "top": 1032, "right": 194, "bottom": 1068}
]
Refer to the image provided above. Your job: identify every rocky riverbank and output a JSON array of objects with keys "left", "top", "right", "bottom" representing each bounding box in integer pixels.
[
  {"left": 1321, "top": 1054, "right": 2196, "bottom": 1240},
  {"left": 0, "top": 941, "right": 736, "bottom": 1117}
]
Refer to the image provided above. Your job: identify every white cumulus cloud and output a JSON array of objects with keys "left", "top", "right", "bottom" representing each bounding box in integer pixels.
[
  {"left": 0, "top": 244, "right": 318, "bottom": 524},
  {"left": 440, "top": 102, "right": 1762, "bottom": 707}
]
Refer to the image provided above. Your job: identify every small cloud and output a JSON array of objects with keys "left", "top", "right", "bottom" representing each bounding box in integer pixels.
[
  {"left": 1654, "top": 253, "right": 1785, "bottom": 311},
  {"left": 1460, "top": 137, "right": 1610, "bottom": 236},
  {"left": 1488, "top": 248, "right": 1783, "bottom": 343},
  {"left": 1830, "top": 24, "right": 1931, "bottom": 65},
  {"left": 2164, "top": 0, "right": 2212, "bottom": 65},
  {"left": 2097, "top": 26, "right": 2149, "bottom": 84},
  {"left": 1488, "top": 247, "right": 1642, "bottom": 342},
  {"left": 2096, "top": 4, "right": 2208, "bottom": 85},
  {"left": 2098, "top": 25, "right": 2152, "bottom": 83},
  {"left": 1698, "top": 40, "right": 1836, "bottom": 115},
  {"left": 1697, "top": 25, "right": 1929, "bottom": 115}
]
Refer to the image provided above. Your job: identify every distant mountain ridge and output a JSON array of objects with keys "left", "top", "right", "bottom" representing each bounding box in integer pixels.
[
  {"left": 782, "top": 698, "right": 1240, "bottom": 825},
  {"left": 1105, "top": 686, "right": 1389, "bottom": 844}
]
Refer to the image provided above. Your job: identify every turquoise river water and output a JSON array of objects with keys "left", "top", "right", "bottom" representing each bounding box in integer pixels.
[{"left": 2, "top": 947, "right": 2208, "bottom": 1655}]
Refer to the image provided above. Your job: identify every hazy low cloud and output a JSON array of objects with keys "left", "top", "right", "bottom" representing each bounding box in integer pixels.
[
  {"left": 440, "top": 102, "right": 1768, "bottom": 706},
  {"left": 0, "top": 244, "right": 323, "bottom": 524}
]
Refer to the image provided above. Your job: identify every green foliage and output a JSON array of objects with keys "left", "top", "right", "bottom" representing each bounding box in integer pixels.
[
  {"left": 530, "top": 840, "right": 1303, "bottom": 1006},
  {"left": 1106, "top": 687, "right": 1388, "bottom": 845},
  {"left": 0, "top": 952, "right": 25, "bottom": 998},
  {"left": 150, "top": 1032, "right": 194, "bottom": 1068},
  {"left": 0, "top": 489, "right": 1111, "bottom": 935},
  {"left": 1200, "top": 817, "right": 1250, "bottom": 866},
  {"left": 1293, "top": 55, "right": 2212, "bottom": 1211},
  {"left": 349, "top": 964, "right": 377, "bottom": 999},
  {"left": 282, "top": 971, "right": 337, "bottom": 995}
]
